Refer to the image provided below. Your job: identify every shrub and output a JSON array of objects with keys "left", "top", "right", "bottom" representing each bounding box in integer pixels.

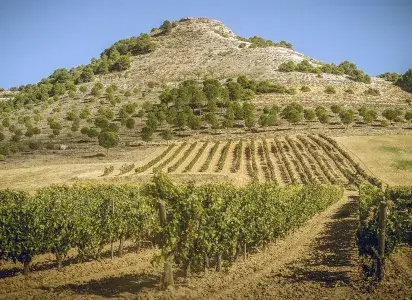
[
  {"left": 87, "top": 128, "right": 99, "bottom": 138},
  {"left": 0, "top": 132, "right": 5, "bottom": 141},
  {"left": 364, "top": 88, "right": 380, "bottom": 96},
  {"left": 300, "top": 86, "right": 311, "bottom": 92},
  {"left": 345, "top": 88, "right": 354, "bottom": 94},
  {"left": 396, "top": 69, "right": 412, "bottom": 93},
  {"left": 278, "top": 60, "right": 296, "bottom": 72},
  {"left": 125, "top": 118, "right": 135, "bottom": 129},
  {"left": 324, "top": 86, "right": 336, "bottom": 94}
]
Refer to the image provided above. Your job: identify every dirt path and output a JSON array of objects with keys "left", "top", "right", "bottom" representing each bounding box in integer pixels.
[{"left": 138, "top": 191, "right": 360, "bottom": 300}]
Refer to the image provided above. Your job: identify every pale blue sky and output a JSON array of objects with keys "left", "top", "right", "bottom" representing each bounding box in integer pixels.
[{"left": 0, "top": 0, "right": 411, "bottom": 89}]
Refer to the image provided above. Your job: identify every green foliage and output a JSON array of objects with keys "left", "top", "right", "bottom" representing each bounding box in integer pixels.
[
  {"left": 382, "top": 108, "right": 402, "bottom": 124},
  {"left": 125, "top": 118, "right": 135, "bottom": 129},
  {"left": 141, "top": 126, "right": 154, "bottom": 142},
  {"left": 349, "top": 69, "right": 371, "bottom": 83},
  {"left": 245, "top": 36, "right": 293, "bottom": 49},
  {"left": 324, "top": 86, "right": 336, "bottom": 94},
  {"left": 405, "top": 111, "right": 412, "bottom": 122},
  {"left": 330, "top": 104, "right": 341, "bottom": 115},
  {"left": 98, "top": 131, "right": 119, "bottom": 154},
  {"left": 357, "top": 185, "right": 412, "bottom": 276},
  {"left": 159, "top": 20, "right": 176, "bottom": 35},
  {"left": 0, "top": 185, "right": 156, "bottom": 273},
  {"left": 161, "top": 129, "right": 173, "bottom": 141},
  {"left": 278, "top": 60, "right": 296, "bottom": 72},
  {"left": 339, "top": 109, "right": 355, "bottom": 127},
  {"left": 303, "top": 109, "right": 316, "bottom": 122},
  {"left": 282, "top": 103, "right": 304, "bottom": 125},
  {"left": 300, "top": 85, "right": 311, "bottom": 92},
  {"left": 396, "top": 69, "right": 412, "bottom": 93},
  {"left": 101, "top": 33, "right": 156, "bottom": 57},
  {"left": 377, "top": 72, "right": 402, "bottom": 82},
  {"left": 364, "top": 88, "right": 380, "bottom": 96},
  {"left": 148, "top": 173, "right": 342, "bottom": 274}
]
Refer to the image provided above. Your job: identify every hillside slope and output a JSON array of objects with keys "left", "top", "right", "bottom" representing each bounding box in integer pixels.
[{"left": 96, "top": 17, "right": 409, "bottom": 106}]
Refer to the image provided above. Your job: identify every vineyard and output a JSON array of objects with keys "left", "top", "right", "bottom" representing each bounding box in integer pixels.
[
  {"left": 0, "top": 174, "right": 343, "bottom": 279},
  {"left": 133, "top": 134, "right": 372, "bottom": 186}
]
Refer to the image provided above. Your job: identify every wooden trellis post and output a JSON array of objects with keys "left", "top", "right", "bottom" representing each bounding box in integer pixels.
[
  {"left": 377, "top": 201, "right": 387, "bottom": 281},
  {"left": 158, "top": 201, "right": 174, "bottom": 289}
]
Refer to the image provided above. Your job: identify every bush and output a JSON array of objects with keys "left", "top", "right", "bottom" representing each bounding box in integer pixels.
[
  {"left": 364, "top": 88, "right": 380, "bottom": 96},
  {"left": 278, "top": 60, "right": 296, "bottom": 72},
  {"left": 45, "top": 142, "right": 55, "bottom": 150},
  {"left": 345, "top": 88, "right": 354, "bottom": 94},
  {"left": 300, "top": 86, "right": 311, "bottom": 92},
  {"left": 0, "top": 132, "right": 4, "bottom": 141},
  {"left": 324, "top": 86, "right": 336, "bottom": 94},
  {"left": 87, "top": 128, "right": 99, "bottom": 138},
  {"left": 396, "top": 69, "right": 412, "bottom": 93},
  {"left": 125, "top": 118, "right": 135, "bottom": 129},
  {"left": 295, "top": 60, "right": 315, "bottom": 73}
]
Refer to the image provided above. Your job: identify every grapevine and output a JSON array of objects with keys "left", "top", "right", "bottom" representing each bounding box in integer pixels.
[
  {"left": 135, "top": 144, "right": 176, "bottom": 173},
  {"left": 215, "top": 140, "right": 232, "bottom": 172},
  {"left": 183, "top": 141, "right": 208, "bottom": 172},
  {"left": 168, "top": 142, "right": 197, "bottom": 173},
  {"left": 199, "top": 141, "right": 220, "bottom": 172}
]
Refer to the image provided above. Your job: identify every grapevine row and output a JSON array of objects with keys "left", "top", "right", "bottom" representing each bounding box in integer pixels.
[
  {"left": 244, "top": 143, "right": 255, "bottom": 179},
  {"left": 215, "top": 140, "right": 232, "bottom": 172},
  {"left": 183, "top": 141, "right": 209, "bottom": 172},
  {"left": 154, "top": 142, "right": 187, "bottom": 172},
  {"left": 285, "top": 136, "right": 315, "bottom": 183},
  {"left": 297, "top": 135, "right": 338, "bottom": 184},
  {"left": 135, "top": 144, "right": 176, "bottom": 173},
  {"left": 231, "top": 140, "right": 243, "bottom": 173},
  {"left": 168, "top": 142, "right": 197, "bottom": 173},
  {"left": 270, "top": 141, "right": 290, "bottom": 184},
  {"left": 275, "top": 138, "right": 297, "bottom": 184},
  {"left": 262, "top": 139, "right": 277, "bottom": 183},
  {"left": 250, "top": 139, "right": 258, "bottom": 178},
  {"left": 0, "top": 175, "right": 344, "bottom": 277},
  {"left": 199, "top": 141, "right": 220, "bottom": 172},
  {"left": 257, "top": 142, "right": 271, "bottom": 181},
  {"left": 308, "top": 135, "right": 356, "bottom": 183}
]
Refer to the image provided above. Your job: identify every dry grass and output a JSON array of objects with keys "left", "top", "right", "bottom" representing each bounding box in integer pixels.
[{"left": 336, "top": 134, "right": 412, "bottom": 186}]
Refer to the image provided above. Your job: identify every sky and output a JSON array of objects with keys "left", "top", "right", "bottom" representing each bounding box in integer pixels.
[{"left": 0, "top": 0, "right": 411, "bottom": 89}]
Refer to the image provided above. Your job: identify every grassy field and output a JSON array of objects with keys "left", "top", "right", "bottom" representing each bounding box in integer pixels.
[{"left": 336, "top": 134, "right": 412, "bottom": 186}]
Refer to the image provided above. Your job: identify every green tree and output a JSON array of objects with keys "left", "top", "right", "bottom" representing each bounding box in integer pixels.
[
  {"left": 146, "top": 112, "right": 158, "bottom": 130},
  {"left": 141, "top": 126, "right": 154, "bottom": 143},
  {"left": 175, "top": 111, "right": 187, "bottom": 132},
  {"left": 382, "top": 109, "right": 402, "bottom": 124},
  {"left": 318, "top": 113, "right": 329, "bottom": 128},
  {"left": 278, "top": 60, "right": 296, "bottom": 72},
  {"left": 160, "top": 20, "right": 173, "bottom": 34},
  {"left": 161, "top": 129, "right": 173, "bottom": 141},
  {"left": 304, "top": 109, "right": 316, "bottom": 123},
  {"left": 339, "top": 109, "right": 355, "bottom": 128},
  {"left": 205, "top": 112, "right": 219, "bottom": 130},
  {"left": 330, "top": 104, "right": 341, "bottom": 116},
  {"left": 98, "top": 131, "right": 119, "bottom": 155},
  {"left": 397, "top": 69, "right": 412, "bottom": 92},
  {"left": 125, "top": 118, "right": 135, "bottom": 129},
  {"left": 405, "top": 111, "right": 412, "bottom": 123}
]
